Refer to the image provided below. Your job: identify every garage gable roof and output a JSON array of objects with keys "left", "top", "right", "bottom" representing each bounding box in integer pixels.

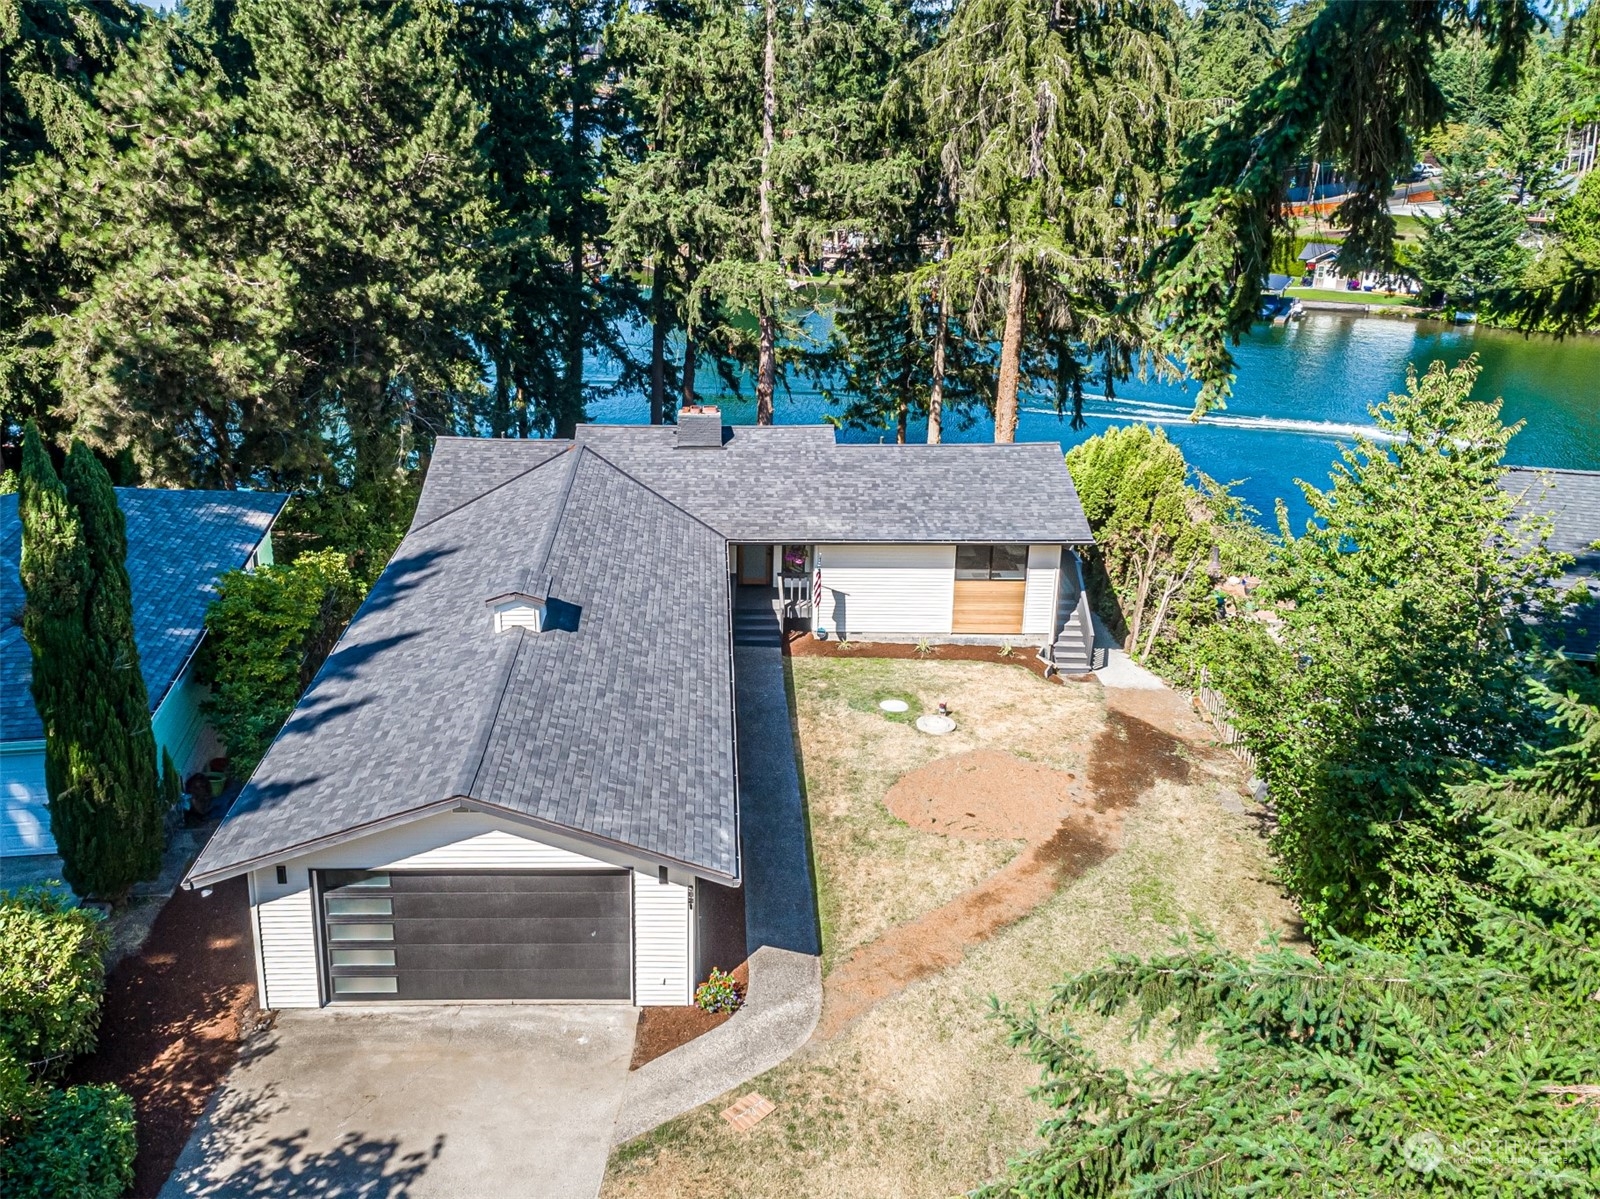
[
  {"left": 1, "top": 487, "right": 286, "bottom": 744},
  {"left": 188, "top": 446, "right": 737, "bottom": 886}
]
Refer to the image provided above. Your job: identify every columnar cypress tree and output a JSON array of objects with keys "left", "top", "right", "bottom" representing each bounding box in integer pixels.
[
  {"left": 61, "top": 442, "right": 163, "bottom": 885},
  {"left": 18, "top": 424, "right": 92, "bottom": 877},
  {"left": 19, "top": 424, "right": 162, "bottom": 898}
]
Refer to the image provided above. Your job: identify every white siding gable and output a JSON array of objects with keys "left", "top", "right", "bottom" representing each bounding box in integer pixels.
[
  {"left": 815, "top": 544, "right": 955, "bottom": 637},
  {"left": 634, "top": 871, "right": 692, "bottom": 1005},
  {"left": 1023, "top": 545, "right": 1062, "bottom": 636}
]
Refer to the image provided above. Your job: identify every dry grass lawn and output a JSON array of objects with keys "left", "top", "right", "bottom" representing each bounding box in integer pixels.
[
  {"left": 604, "top": 658, "right": 1299, "bottom": 1199},
  {"left": 791, "top": 657, "right": 1102, "bottom": 970}
]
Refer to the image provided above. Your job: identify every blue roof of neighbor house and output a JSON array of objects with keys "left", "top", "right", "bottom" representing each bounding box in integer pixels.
[
  {"left": 1, "top": 487, "right": 287, "bottom": 743},
  {"left": 1299, "top": 242, "right": 1341, "bottom": 263},
  {"left": 1502, "top": 467, "right": 1600, "bottom": 660},
  {"left": 186, "top": 424, "right": 1091, "bottom": 887}
]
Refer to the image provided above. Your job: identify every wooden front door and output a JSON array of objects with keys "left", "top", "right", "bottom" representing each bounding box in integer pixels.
[
  {"left": 952, "top": 580, "right": 1026, "bottom": 633},
  {"left": 952, "top": 544, "right": 1028, "bottom": 633},
  {"left": 737, "top": 545, "right": 772, "bottom": 586}
]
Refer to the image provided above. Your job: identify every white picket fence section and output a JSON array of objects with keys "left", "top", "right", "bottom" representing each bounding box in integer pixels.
[{"left": 1192, "top": 666, "right": 1258, "bottom": 777}]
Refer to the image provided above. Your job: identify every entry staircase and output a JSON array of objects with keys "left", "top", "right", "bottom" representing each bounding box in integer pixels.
[
  {"left": 733, "top": 587, "right": 785, "bottom": 648},
  {"left": 1043, "top": 555, "right": 1096, "bottom": 674}
]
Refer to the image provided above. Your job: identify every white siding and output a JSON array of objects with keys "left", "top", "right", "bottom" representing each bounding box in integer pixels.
[
  {"left": 292, "top": 813, "right": 617, "bottom": 873},
  {"left": 815, "top": 544, "right": 955, "bottom": 637},
  {"left": 251, "top": 866, "right": 321, "bottom": 1009},
  {"left": 253, "top": 814, "right": 674, "bottom": 1008},
  {"left": 1023, "top": 545, "right": 1063, "bottom": 636},
  {"left": 1, "top": 745, "right": 51, "bottom": 857},
  {"left": 633, "top": 871, "right": 692, "bottom": 1005}
]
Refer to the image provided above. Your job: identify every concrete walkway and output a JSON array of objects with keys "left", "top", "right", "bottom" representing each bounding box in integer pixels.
[
  {"left": 162, "top": 1006, "right": 636, "bottom": 1199},
  {"left": 611, "top": 646, "right": 823, "bottom": 1145},
  {"left": 1091, "top": 614, "right": 1167, "bottom": 690}
]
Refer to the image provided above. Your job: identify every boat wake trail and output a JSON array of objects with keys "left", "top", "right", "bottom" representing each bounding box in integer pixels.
[{"left": 1024, "top": 396, "right": 1400, "bottom": 443}]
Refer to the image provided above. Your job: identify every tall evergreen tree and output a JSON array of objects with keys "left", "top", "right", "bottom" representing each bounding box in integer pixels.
[
  {"left": 918, "top": 0, "right": 1179, "bottom": 441},
  {"left": 59, "top": 441, "right": 162, "bottom": 885},
  {"left": 18, "top": 425, "right": 159, "bottom": 898},
  {"left": 0, "top": 0, "right": 141, "bottom": 438},
  {"left": 1153, "top": 0, "right": 1544, "bottom": 409},
  {"left": 608, "top": 0, "right": 761, "bottom": 422},
  {"left": 1416, "top": 144, "right": 1532, "bottom": 310}
]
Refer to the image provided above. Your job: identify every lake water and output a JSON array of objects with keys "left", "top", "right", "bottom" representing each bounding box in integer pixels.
[{"left": 587, "top": 312, "right": 1600, "bottom": 527}]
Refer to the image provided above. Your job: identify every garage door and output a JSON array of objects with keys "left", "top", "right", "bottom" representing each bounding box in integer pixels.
[{"left": 318, "top": 870, "right": 632, "bottom": 1002}]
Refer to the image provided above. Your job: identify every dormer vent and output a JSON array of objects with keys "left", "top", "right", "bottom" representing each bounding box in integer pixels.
[
  {"left": 676, "top": 406, "right": 724, "bottom": 448},
  {"left": 487, "top": 590, "right": 547, "bottom": 634}
]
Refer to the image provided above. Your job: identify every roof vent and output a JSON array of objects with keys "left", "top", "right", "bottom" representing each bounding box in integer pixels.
[
  {"left": 676, "top": 406, "right": 724, "bottom": 448},
  {"left": 486, "top": 590, "right": 547, "bottom": 634}
]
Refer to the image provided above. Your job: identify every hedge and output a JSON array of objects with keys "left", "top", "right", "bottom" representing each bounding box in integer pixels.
[
  {"left": 0, "top": 888, "right": 108, "bottom": 1072},
  {"left": 0, "top": 1082, "right": 136, "bottom": 1199}
]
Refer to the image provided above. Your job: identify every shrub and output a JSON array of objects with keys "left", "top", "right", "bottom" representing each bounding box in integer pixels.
[
  {"left": 197, "top": 549, "right": 360, "bottom": 774},
  {"left": 0, "top": 1082, "right": 136, "bottom": 1199},
  {"left": 0, "top": 889, "right": 108, "bottom": 1072},
  {"left": 694, "top": 967, "right": 744, "bottom": 1014}
]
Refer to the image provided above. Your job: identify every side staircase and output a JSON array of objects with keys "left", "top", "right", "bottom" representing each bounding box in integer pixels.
[{"left": 1043, "top": 557, "right": 1097, "bottom": 673}]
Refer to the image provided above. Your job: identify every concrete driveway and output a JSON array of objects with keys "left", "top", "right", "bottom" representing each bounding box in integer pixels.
[{"left": 160, "top": 1005, "right": 636, "bottom": 1199}]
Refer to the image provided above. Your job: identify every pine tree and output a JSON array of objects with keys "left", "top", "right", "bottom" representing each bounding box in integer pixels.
[
  {"left": 918, "top": 0, "right": 1179, "bottom": 440},
  {"left": 984, "top": 686, "right": 1600, "bottom": 1198},
  {"left": 1417, "top": 149, "right": 1532, "bottom": 310}
]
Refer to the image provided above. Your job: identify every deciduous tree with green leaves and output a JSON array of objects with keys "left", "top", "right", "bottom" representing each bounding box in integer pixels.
[
  {"left": 198, "top": 549, "right": 360, "bottom": 775},
  {"left": 1194, "top": 359, "right": 1563, "bottom": 945}
]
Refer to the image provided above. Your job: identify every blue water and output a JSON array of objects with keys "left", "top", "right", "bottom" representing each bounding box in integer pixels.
[{"left": 586, "top": 311, "right": 1600, "bottom": 528}]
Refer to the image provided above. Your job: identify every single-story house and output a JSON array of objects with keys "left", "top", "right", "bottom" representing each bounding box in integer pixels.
[
  {"left": 1, "top": 487, "right": 287, "bottom": 859},
  {"left": 184, "top": 410, "right": 1095, "bottom": 1008},
  {"left": 1295, "top": 242, "right": 1419, "bottom": 295},
  {"left": 1503, "top": 466, "right": 1600, "bottom": 662}
]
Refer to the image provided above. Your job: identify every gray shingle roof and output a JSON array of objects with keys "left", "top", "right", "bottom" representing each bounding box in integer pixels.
[
  {"left": 189, "top": 446, "right": 736, "bottom": 886},
  {"left": 187, "top": 425, "right": 1089, "bottom": 885},
  {"left": 2, "top": 488, "right": 286, "bottom": 744},
  {"left": 570, "top": 424, "right": 1092, "bottom": 543},
  {"left": 1502, "top": 467, "right": 1600, "bottom": 660}
]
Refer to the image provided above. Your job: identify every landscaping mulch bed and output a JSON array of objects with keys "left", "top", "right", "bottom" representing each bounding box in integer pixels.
[
  {"left": 784, "top": 631, "right": 1077, "bottom": 684},
  {"left": 630, "top": 960, "right": 750, "bottom": 1071},
  {"left": 67, "top": 877, "right": 260, "bottom": 1198}
]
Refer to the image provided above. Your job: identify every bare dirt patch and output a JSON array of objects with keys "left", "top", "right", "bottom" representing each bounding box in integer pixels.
[
  {"left": 886, "top": 748, "right": 1085, "bottom": 842},
  {"left": 785, "top": 631, "right": 1062, "bottom": 684},
  {"left": 790, "top": 658, "right": 1103, "bottom": 970},
  {"left": 67, "top": 878, "right": 259, "bottom": 1198}
]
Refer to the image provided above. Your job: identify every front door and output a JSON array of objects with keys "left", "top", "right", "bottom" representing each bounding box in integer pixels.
[{"left": 737, "top": 545, "right": 772, "bottom": 586}]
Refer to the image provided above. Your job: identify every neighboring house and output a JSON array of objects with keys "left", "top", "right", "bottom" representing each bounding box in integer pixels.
[
  {"left": 1, "top": 488, "right": 287, "bottom": 859},
  {"left": 183, "top": 410, "right": 1095, "bottom": 1009},
  {"left": 1296, "top": 242, "right": 1418, "bottom": 295},
  {"left": 1503, "top": 466, "right": 1600, "bottom": 663}
]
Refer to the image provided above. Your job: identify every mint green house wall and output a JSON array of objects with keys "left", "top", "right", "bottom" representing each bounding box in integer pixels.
[{"left": 151, "top": 662, "right": 218, "bottom": 783}]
